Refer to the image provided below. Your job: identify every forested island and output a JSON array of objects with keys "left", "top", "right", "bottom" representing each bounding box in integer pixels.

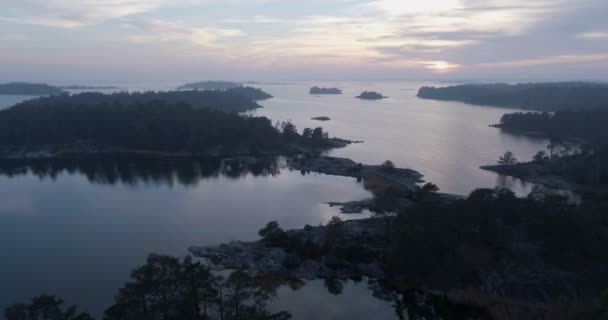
[
  {"left": 0, "top": 82, "right": 66, "bottom": 95},
  {"left": 7, "top": 89, "right": 269, "bottom": 113},
  {"left": 178, "top": 81, "right": 242, "bottom": 90},
  {"left": 310, "top": 86, "right": 342, "bottom": 94},
  {"left": 356, "top": 91, "right": 386, "bottom": 100},
  {"left": 0, "top": 91, "right": 345, "bottom": 159},
  {"left": 417, "top": 82, "right": 608, "bottom": 111}
]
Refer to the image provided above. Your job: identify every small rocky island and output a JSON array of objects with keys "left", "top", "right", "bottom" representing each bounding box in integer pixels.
[
  {"left": 0, "top": 82, "right": 66, "bottom": 95},
  {"left": 356, "top": 91, "right": 386, "bottom": 100},
  {"left": 310, "top": 86, "right": 342, "bottom": 94}
]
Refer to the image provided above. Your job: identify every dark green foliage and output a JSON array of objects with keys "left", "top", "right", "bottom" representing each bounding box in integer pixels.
[
  {"left": 0, "top": 97, "right": 332, "bottom": 155},
  {"left": 497, "top": 109, "right": 608, "bottom": 144},
  {"left": 497, "top": 151, "right": 517, "bottom": 164},
  {"left": 258, "top": 221, "right": 287, "bottom": 245},
  {"left": 282, "top": 254, "right": 302, "bottom": 270},
  {"left": 418, "top": 82, "right": 608, "bottom": 111},
  {"left": 384, "top": 186, "right": 608, "bottom": 292},
  {"left": 102, "top": 254, "right": 291, "bottom": 320},
  {"left": 0, "top": 101, "right": 276, "bottom": 152},
  {"left": 4, "top": 295, "right": 93, "bottom": 320},
  {"left": 0, "top": 82, "right": 66, "bottom": 95}
]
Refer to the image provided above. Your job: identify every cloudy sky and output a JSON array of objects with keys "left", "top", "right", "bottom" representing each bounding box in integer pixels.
[{"left": 1, "top": 0, "right": 607, "bottom": 83}]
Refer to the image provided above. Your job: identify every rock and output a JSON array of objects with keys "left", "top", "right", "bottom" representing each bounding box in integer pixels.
[{"left": 327, "top": 199, "right": 373, "bottom": 214}]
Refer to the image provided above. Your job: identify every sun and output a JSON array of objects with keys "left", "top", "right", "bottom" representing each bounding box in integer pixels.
[{"left": 425, "top": 60, "right": 459, "bottom": 72}]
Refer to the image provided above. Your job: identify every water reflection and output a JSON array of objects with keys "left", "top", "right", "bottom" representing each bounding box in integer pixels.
[
  {"left": 274, "top": 277, "right": 491, "bottom": 319},
  {"left": 0, "top": 156, "right": 282, "bottom": 187}
]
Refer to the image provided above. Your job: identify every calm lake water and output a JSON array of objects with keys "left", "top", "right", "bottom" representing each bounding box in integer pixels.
[{"left": 0, "top": 82, "right": 555, "bottom": 318}]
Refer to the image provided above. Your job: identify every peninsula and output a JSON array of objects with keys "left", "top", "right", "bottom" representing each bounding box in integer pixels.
[{"left": 417, "top": 82, "right": 608, "bottom": 111}]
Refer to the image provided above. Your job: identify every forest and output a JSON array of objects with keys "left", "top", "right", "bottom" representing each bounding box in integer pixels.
[
  {"left": 0, "top": 98, "right": 334, "bottom": 156},
  {"left": 417, "top": 82, "right": 608, "bottom": 111},
  {"left": 8, "top": 88, "right": 272, "bottom": 114}
]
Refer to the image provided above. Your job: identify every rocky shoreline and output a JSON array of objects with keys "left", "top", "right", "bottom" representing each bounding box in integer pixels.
[
  {"left": 0, "top": 138, "right": 356, "bottom": 160},
  {"left": 189, "top": 218, "right": 386, "bottom": 280},
  {"left": 480, "top": 162, "right": 581, "bottom": 192}
]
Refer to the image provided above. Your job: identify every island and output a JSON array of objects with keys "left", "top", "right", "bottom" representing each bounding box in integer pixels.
[
  {"left": 311, "top": 116, "right": 330, "bottom": 121},
  {"left": 417, "top": 82, "right": 608, "bottom": 111},
  {"left": 0, "top": 91, "right": 351, "bottom": 160},
  {"left": 310, "top": 86, "right": 342, "bottom": 94},
  {"left": 356, "top": 91, "right": 386, "bottom": 100},
  {"left": 0, "top": 82, "right": 66, "bottom": 95},
  {"left": 177, "top": 80, "right": 242, "bottom": 91}
]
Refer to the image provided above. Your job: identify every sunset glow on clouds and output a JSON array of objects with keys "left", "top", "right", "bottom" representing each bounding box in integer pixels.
[{"left": 0, "top": 0, "right": 607, "bottom": 81}]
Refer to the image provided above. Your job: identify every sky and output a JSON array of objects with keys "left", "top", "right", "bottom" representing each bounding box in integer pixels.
[{"left": 1, "top": 0, "right": 608, "bottom": 83}]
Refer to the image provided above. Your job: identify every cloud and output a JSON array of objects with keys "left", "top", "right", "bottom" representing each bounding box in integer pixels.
[
  {"left": 1, "top": 0, "right": 607, "bottom": 79},
  {"left": 123, "top": 19, "right": 245, "bottom": 52},
  {"left": 578, "top": 32, "right": 608, "bottom": 40},
  {"left": 471, "top": 54, "right": 608, "bottom": 69},
  {"left": 0, "top": 33, "right": 28, "bottom": 41},
  {"left": 1, "top": 0, "right": 164, "bottom": 28}
]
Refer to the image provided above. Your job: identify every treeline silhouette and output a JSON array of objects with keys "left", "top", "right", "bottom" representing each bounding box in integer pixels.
[
  {"left": 0, "top": 99, "right": 334, "bottom": 155},
  {"left": 5, "top": 255, "right": 292, "bottom": 320},
  {"left": 417, "top": 82, "right": 608, "bottom": 111},
  {"left": 0, "top": 156, "right": 281, "bottom": 186},
  {"left": 497, "top": 108, "right": 608, "bottom": 143}
]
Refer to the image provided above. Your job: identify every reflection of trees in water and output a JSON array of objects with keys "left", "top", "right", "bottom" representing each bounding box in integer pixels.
[
  {"left": 0, "top": 156, "right": 281, "bottom": 187},
  {"left": 320, "top": 278, "right": 490, "bottom": 320}
]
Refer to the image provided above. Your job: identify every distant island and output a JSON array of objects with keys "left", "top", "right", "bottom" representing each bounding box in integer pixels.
[
  {"left": 310, "top": 86, "right": 342, "bottom": 94},
  {"left": 178, "top": 81, "right": 242, "bottom": 91},
  {"left": 0, "top": 82, "right": 65, "bottom": 95},
  {"left": 311, "top": 116, "right": 331, "bottom": 121},
  {"left": 417, "top": 82, "right": 608, "bottom": 111},
  {"left": 58, "top": 85, "right": 121, "bottom": 90},
  {"left": 356, "top": 91, "right": 386, "bottom": 100}
]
